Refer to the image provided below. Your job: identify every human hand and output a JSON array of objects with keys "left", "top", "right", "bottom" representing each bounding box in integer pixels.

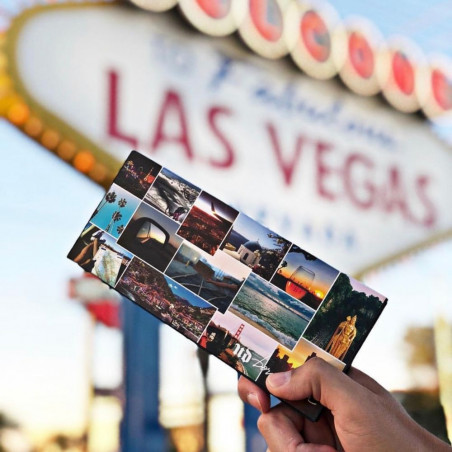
[{"left": 238, "top": 358, "right": 451, "bottom": 452}]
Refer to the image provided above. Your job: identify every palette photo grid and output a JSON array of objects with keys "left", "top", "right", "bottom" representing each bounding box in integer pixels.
[{"left": 68, "top": 151, "right": 387, "bottom": 420}]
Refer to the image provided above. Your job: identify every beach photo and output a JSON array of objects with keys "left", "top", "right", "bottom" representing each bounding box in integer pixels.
[
  {"left": 221, "top": 213, "right": 291, "bottom": 281},
  {"left": 113, "top": 151, "right": 162, "bottom": 198},
  {"left": 68, "top": 223, "right": 133, "bottom": 286},
  {"left": 117, "top": 202, "right": 183, "bottom": 272},
  {"left": 271, "top": 244, "right": 339, "bottom": 310},
  {"left": 303, "top": 273, "right": 387, "bottom": 364},
  {"left": 144, "top": 167, "right": 201, "bottom": 223},
  {"left": 89, "top": 183, "right": 140, "bottom": 238},
  {"left": 199, "top": 310, "right": 277, "bottom": 381},
  {"left": 177, "top": 191, "right": 238, "bottom": 255},
  {"left": 165, "top": 242, "right": 250, "bottom": 313},
  {"left": 230, "top": 273, "right": 315, "bottom": 350},
  {"left": 116, "top": 258, "right": 216, "bottom": 342},
  {"left": 255, "top": 337, "right": 345, "bottom": 386}
]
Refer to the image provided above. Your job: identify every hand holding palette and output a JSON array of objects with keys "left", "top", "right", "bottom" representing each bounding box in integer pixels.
[{"left": 68, "top": 150, "right": 387, "bottom": 421}]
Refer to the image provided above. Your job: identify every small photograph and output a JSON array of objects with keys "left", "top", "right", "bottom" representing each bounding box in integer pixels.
[
  {"left": 90, "top": 184, "right": 140, "bottom": 238},
  {"left": 144, "top": 168, "right": 201, "bottom": 223},
  {"left": 303, "top": 273, "right": 386, "bottom": 364},
  {"left": 221, "top": 214, "right": 291, "bottom": 281},
  {"left": 117, "top": 203, "right": 183, "bottom": 272},
  {"left": 177, "top": 191, "right": 239, "bottom": 255},
  {"left": 116, "top": 258, "right": 216, "bottom": 341},
  {"left": 68, "top": 223, "right": 132, "bottom": 286},
  {"left": 256, "top": 337, "right": 345, "bottom": 386},
  {"left": 230, "top": 273, "right": 315, "bottom": 350},
  {"left": 113, "top": 151, "right": 162, "bottom": 198},
  {"left": 199, "top": 310, "right": 277, "bottom": 381},
  {"left": 271, "top": 245, "right": 339, "bottom": 310},
  {"left": 165, "top": 242, "right": 251, "bottom": 313}
]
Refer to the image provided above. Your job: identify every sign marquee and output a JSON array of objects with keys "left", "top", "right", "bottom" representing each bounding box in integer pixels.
[
  {"left": 336, "top": 18, "right": 383, "bottom": 97},
  {"left": 131, "top": 0, "right": 452, "bottom": 120},
  {"left": 0, "top": 2, "right": 451, "bottom": 276},
  {"left": 179, "top": 0, "right": 237, "bottom": 36},
  {"left": 284, "top": 1, "right": 343, "bottom": 80}
]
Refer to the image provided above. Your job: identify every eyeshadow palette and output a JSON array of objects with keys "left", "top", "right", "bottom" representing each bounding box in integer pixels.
[{"left": 68, "top": 150, "right": 387, "bottom": 421}]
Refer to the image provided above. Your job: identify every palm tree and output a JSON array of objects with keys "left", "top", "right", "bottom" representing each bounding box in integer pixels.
[
  {"left": 92, "top": 190, "right": 117, "bottom": 217},
  {"left": 117, "top": 225, "right": 125, "bottom": 235},
  {"left": 106, "top": 211, "right": 123, "bottom": 233},
  {"left": 118, "top": 198, "right": 127, "bottom": 208}
]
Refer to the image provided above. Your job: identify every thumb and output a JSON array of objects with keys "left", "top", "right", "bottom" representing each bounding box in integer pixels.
[{"left": 266, "top": 357, "right": 368, "bottom": 415}]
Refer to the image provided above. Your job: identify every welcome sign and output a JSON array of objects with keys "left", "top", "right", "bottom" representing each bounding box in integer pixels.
[
  {"left": 1, "top": 2, "right": 451, "bottom": 276},
  {"left": 68, "top": 151, "right": 387, "bottom": 421}
]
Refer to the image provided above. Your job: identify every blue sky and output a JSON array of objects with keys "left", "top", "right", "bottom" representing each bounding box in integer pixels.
[
  {"left": 332, "top": 0, "right": 452, "bottom": 55},
  {"left": 0, "top": 119, "right": 121, "bottom": 439}
]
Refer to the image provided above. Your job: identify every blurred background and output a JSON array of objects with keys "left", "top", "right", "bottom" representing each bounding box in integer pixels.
[{"left": 0, "top": 0, "right": 451, "bottom": 451}]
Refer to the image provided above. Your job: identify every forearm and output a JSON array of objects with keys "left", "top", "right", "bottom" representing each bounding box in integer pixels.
[{"left": 408, "top": 418, "right": 451, "bottom": 451}]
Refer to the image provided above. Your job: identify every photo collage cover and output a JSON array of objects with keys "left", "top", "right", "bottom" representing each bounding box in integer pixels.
[{"left": 68, "top": 151, "right": 387, "bottom": 419}]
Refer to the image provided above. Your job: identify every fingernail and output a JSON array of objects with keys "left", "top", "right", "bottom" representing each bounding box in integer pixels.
[
  {"left": 247, "top": 393, "right": 263, "bottom": 412},
  {"left": 267, "top": 371, "right": 291, "bottom": 388}
]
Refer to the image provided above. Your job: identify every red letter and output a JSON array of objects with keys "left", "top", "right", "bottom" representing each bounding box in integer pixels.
[
  {"left": 344, "top": 153, "right": 376, "bottom": 209},
  {"left": 415, "top": 175, "right": 436, "bottom": 228},
  {"left": 266, "top": 122, "right": 305, "bottom": 186},
  {"left": 208, "top": 106, "right": 235, "bottom": 168},
  {"left": 316, "top": 141, "right": 337, "bottom": 201},
  {"left": 151, "top": 90, "right": 194, "bottom": 160},
  {"left": 107, "top": 70, "right": 139, "bottom": 148},
  {"left": 383, "top": 167, "right": 413, "bottom": 222}
]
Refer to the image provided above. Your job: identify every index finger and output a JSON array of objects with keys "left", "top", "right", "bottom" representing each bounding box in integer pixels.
[{"left": 238, "top": 376, "right": 271, "bottom": 413}]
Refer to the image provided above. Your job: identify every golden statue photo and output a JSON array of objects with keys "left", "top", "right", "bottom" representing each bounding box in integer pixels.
[{"left": 326, "top": 315, "right": 358, "bottom": 360}]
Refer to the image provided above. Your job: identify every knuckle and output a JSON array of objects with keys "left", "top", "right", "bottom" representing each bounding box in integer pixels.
[
  {"left": 297, "top": 356, "right": 326, "bottom": 379},
  {"left": 257, "top": 413, "right": 269, "bottom": 435},
  {"left": 257, "top": 410, "right": 284, "bottom": 436},
  {"left": 306, "top": 356, "right": 327, "bottom": 372},
  {"left": 286, "top": 437, "right": 304, "bottom": 452}
]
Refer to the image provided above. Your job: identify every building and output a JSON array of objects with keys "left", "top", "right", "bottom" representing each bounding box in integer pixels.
[{"left": 237, "top": 240, "right": 262, "bottom": 267}]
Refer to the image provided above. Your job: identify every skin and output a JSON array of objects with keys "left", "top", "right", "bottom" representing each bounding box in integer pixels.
[{"left": 238, "top": 357, "right": 451, "bottom": 452}]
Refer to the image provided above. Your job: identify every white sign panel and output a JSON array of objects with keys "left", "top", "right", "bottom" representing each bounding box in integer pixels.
[{"left": 10, "top": 3, "right": 452, "bottom": 274}]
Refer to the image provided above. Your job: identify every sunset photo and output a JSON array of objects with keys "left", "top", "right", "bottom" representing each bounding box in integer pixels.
[
  {"left": 271, "top": 244, "right": 339, "bottom": 310},
  {"left": 256, "top": 337, "right": 345, "bottom": 385}
]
